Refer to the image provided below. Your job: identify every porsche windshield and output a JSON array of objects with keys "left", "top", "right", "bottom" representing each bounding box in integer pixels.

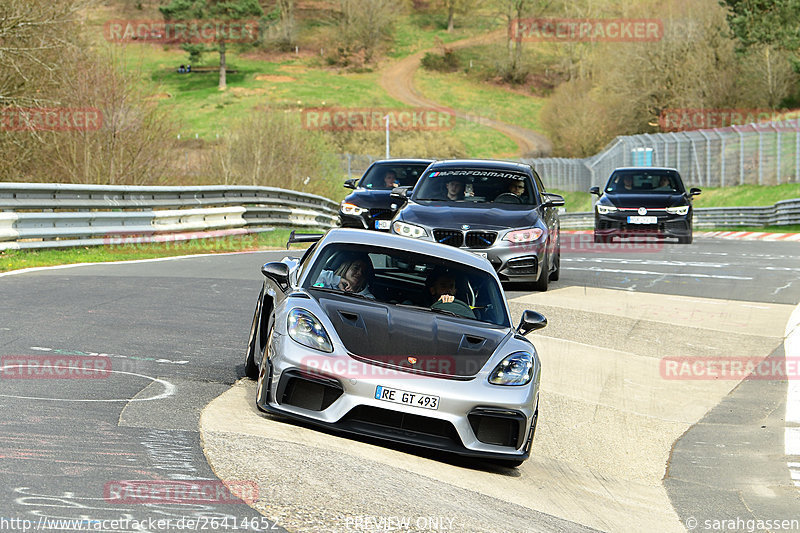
[
  {"left": 303, "top": 243, "right": 510, "bottom": 327},
  {"left": 413, "top": 168, "right": 537, "bottom": 205},
  {"left": 605, "top": 169, "right": 685, "bottom": 194}
]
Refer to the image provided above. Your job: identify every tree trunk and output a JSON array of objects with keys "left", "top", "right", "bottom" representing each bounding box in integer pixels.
[
  {"left": 447, "top": 2, "right": 454, "bottom": 32},
  {"left": 218, "top": 41, "right": 227, "bottom": 90}
]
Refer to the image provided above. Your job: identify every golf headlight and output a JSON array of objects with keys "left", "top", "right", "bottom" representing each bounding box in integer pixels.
[
  {"left": 503, "top": 228, "right": 543, "bottom": 243},
  {"left": 287, "top": 308, "right": 333, "bottom": 352},
  {"left": 489, "top": 352, "right": 534, "bottom": 386},
  {"left": 340, "top": 202, "right": 366, "bottom": 216},
  {"left": 666, "top": 206, "right": 689, "bottom": 215},
  {"left": 392, "top": 221, "right": 427, "bottom": 238},
  {"left": 596, "top": 204, "right": 618, "bottom": 214}
]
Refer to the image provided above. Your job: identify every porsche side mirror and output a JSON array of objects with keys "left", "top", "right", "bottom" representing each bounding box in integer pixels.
[
  {"left": 344, "top": 178, "right": 358, "bottom": 189},
  {"left": 517, "top": 310, "right": 547, "bottom": 336},
  {"left": 261, "top": 262, "right": 290, "bottom": 290},
  {"left": 543, "top": 193, "right": 565, "bottom": 207},
  {"left": 589, "top": 186, "right": 601, "bottom": 196},
  {"left": 689, "top": 187, "right": 701, "bottom": 196},
  {"left": 390, "top": 186, "right": 411, "bottom": 207}
]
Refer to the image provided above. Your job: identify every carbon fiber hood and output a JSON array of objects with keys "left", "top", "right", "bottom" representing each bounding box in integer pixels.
[{"left": 313, "top": 291, "right": 508, "bottom": 378}]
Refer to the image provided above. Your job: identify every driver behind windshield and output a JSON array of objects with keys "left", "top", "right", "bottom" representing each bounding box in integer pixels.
[
  {"left": 425, "top": 268, "right": 475, "bottom": 318},
  {"left": 427, "top": 268, "right": 457, "bottom": 305},
  {"left": 444, "top": 177, "right": 466, "bottom": 201}
]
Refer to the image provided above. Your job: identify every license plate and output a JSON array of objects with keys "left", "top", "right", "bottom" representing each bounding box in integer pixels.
[
  {"left": 472, "top": 251, "right": 488, "bottom": 259},
  {"left": 375, "top": 220, "right": 391, "bottom": 230},
  {"left": 627, "top": 216, "right": 657, "bottom": 224},
  {"left": 374, "top": 385, "right": 439, "bottom": 410}
]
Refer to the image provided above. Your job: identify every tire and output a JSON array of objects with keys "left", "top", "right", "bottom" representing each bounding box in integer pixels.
[
  {"left": 243, "top": 302, "right": 261, "bottom": 379},
  {"left": 533, "top": 253, "right": 549, "bottom": 292},
  {"left": 549, "top": 245, "right": 560, "bottom": 281},
  {"left": 678, "top": 233, "right": 693, "bottom": 244},
  {"left": 255, "top": 319, "right": 275, "bottom": 407}
]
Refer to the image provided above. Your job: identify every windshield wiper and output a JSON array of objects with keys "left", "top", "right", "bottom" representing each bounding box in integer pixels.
[
  {"left": 395, "top": 302, "right": 463, "bottom": 318},
  {"left": 308, "top": 286, "right": 373, "bottom": 300}
]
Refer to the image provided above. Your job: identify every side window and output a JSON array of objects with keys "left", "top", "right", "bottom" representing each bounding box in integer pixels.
[
  {"left": 296, "top": 242, "right": 318, "bottom": 282},
  {"left": 531, "top": 171, "right": 545, "bottom": 204}
]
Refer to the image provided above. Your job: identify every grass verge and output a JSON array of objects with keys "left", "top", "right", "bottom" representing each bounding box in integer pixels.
[{"left": 0, "top": 230, "right": 314, "bottom": 274}]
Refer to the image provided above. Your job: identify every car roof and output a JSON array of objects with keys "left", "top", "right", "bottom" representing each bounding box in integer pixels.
[
  {"left": 612, "top": 166, "right": 680, "bottom": 172},
  {"left": 427, "top": 159, "right": 533, "bottom": 173},
  {"left": 317, "top": 228, "right": 496, "bottom": 273},
  {"left": 370, "top": 159, "right": 436, "bottom": 165}
]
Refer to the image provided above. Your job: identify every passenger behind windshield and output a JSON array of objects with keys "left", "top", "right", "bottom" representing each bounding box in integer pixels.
[{"left": 313, "top": 253, "right": 375, "bottom": 298}]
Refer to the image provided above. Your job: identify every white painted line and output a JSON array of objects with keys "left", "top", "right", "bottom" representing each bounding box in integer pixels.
[
  {"left": 0, "top": 366, "right": 175, "bottom": 402},
  {"left": 562, "top": 266, "right": 752, "bottom": 280},
  {"left": 791, "top": 469, "right": 800, "bottom": 480},
  {"left": 787, "top": 428, "right": 800, "bottom": 456},
  {"left": 786, "top": 302, "right": 800, "bottom": 425}
]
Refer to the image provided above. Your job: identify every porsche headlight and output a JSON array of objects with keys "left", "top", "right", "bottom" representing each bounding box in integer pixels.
[
  {"left": 596, "top": 204, "right": 618, "bottom": 215},
  {"left": 502, "top": 228, "right": 543, "bottom": 243},
  {"left": 287, "top": 308, "right": 333, "bottom": 353},
  {"left": 489, "top": 352, "right": 534, "bottom": 386},
  {"left": 340, "top": 202, "right": 366, "bottom": 216},
  {"left": 392, "top": 221, "right": 427, "bottom": 238},
  {"left": 666, "top": 205, "right": 689, "bottom": 215}
]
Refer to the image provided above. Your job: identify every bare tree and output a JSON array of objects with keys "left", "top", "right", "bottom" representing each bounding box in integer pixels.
[
  {"left": 201, "top": 111, "right": 339, "bottom": 198},
  {"left": 36, "top": 48, "right": 179, "bottom": 185},
  {"left": 276, "top": 0, "right": 295, "bottom": 49},
  {"left": 333, "top": 0, "right": 399, "bottom": 65},
  {"left": 493, "top": 0, "right": 552, "bottom": 83}
]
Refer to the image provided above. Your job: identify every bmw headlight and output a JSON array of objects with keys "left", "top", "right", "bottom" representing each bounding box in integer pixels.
[
  {"left": 392, "top": 220, "right": 427, "bottom": 238},
  {"left": 596, "top": 204, "right": 618, "bottom": 215},
  {"left": 666, "top": 205, "right": 689, "bottom": 215},
  {"left": 502, "top": 228, "right": 543, "bottom": 243},
  {"left": 287, "top": 308, "right": 333, "bottom": 352},
  {"left": 340, "top": 202, "right": 366, "bottom": 216},
  {"left": 489, "top": 352, "right": 534, "bottom": 386}
]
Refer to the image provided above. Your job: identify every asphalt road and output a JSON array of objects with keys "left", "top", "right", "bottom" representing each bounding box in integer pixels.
[{"left": 0, "top": 237, "right": 798, "bottom": 532}]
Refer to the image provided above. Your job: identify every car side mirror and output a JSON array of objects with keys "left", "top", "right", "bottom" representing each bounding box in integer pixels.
[
  {"left": 589, "top": 186, "right": 601, "bottom": 196},
  {"left": 390, "top": 186, "right": 411, "bottom": 207},
  {"left": 543, "top": 193, "right": 565, "bottom": 207},
  {"left": 689, "top": 187, "right": 701, "bottom": 196},
  {"left": 517, "top": 310, "right": 547, "bottom": 336},
  {"left": 261, "top": 262, "right": 290, "bottom": 290},
  {"left": 344, "top": 178, "right": 358, "bottom": 189}
]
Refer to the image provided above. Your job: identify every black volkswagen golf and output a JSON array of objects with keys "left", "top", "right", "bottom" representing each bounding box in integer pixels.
[
  {"left": 338, "top": 159, "right": 434, "bottom": 231},
  {"left": 590, "top": 167, "right": 701, "bottom": 244}
]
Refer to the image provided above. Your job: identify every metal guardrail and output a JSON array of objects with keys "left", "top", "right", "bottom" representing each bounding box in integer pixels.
[
  {"left": 559, "top": 198, "right": 800, "bottom": 229},
  {"left": 0, "top": 183, "right": 338, "bottom": 250}
]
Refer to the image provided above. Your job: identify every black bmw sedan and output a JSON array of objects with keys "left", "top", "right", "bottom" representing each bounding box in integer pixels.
[
  {"left": 390, "top": 159, "right": 564, "bottom": 291},
  {"left": 338, "top": 159, "right": 433, "bottom": 231},
  {"left": 590, "top": 167, "right": 701, "bottom": 244}
]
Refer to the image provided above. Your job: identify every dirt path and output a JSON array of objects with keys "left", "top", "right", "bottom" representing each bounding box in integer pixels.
[{"left": 379, "top": 30, "right": 553, "bottom": 158}]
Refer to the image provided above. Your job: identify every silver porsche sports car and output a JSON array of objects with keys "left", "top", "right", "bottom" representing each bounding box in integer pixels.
[{"left": 244, "top": 228, "right": 547, "bottom": 466}]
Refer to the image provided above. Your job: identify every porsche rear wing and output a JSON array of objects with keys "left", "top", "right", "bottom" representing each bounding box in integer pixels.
[{"left": 286, "top": 230, "right": 324, "bottom": 249}]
